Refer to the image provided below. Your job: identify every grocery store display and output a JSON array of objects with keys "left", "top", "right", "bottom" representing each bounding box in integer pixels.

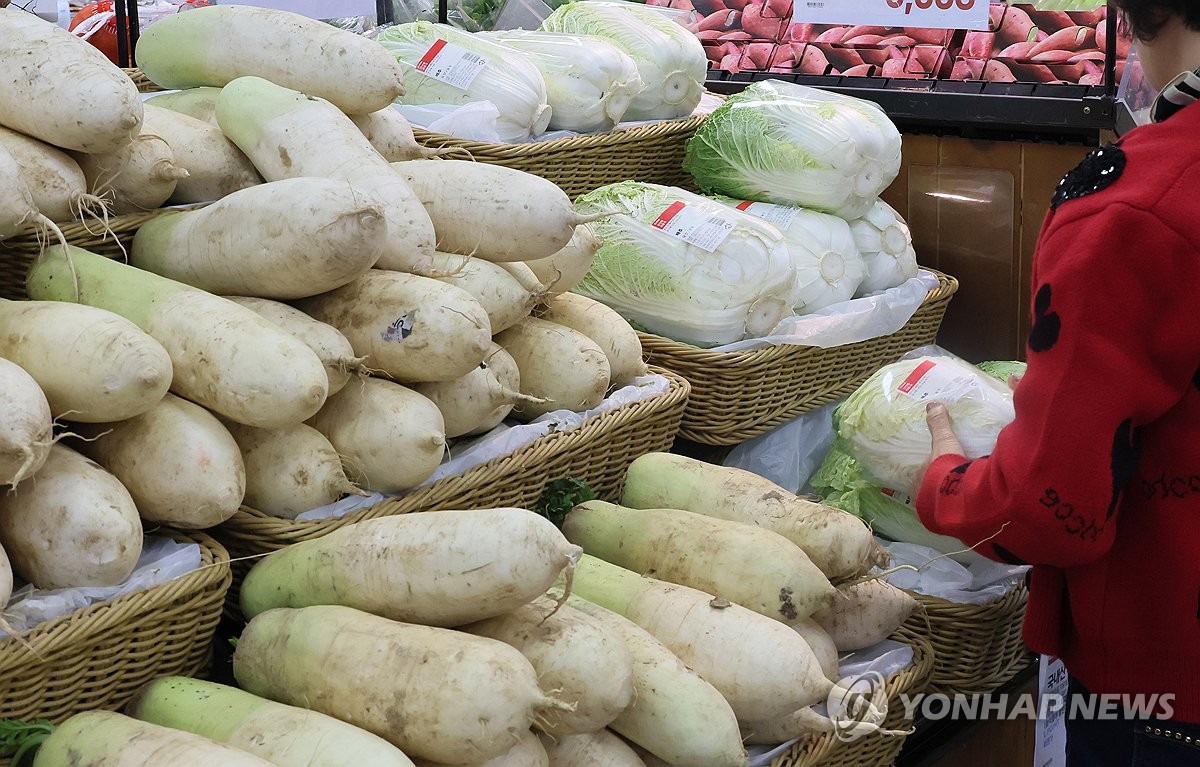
[
  {"left": 0, "top": 356, "right": 52, "bottom": 487},
  {"left": 848, "top": 200, "right": 919, "bottom": 295},
  {"left": 141, "top": 104, "right": 263, "bottom": 204},
  {"left": 0, "top": 126, "right": 99, "bottom": 224},
  {"left": 537, "top": 292, "right": 648, "bottom": 387},
  {"left": 497, "top": 317, "right": 613, "bottom": 420}
]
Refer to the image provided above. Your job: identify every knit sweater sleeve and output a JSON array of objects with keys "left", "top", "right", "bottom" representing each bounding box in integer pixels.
[{"left": 916, "top": 203, "right": 1200, "bottom": 568}]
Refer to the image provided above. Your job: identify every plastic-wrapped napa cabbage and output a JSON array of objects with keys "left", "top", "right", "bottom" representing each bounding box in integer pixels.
[{"left": 849, "top": 200, "right": 919, "bottom": 295}]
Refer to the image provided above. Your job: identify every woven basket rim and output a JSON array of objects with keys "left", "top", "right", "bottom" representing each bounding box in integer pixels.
[{"left": 906, "top": 579, "right": 1029, "bottom": 613}]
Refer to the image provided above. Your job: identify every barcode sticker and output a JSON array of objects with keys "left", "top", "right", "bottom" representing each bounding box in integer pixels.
[
  {"left": 880, "top": 487, "right": 914, "bottom": 507},
  {"left": 896, "top": 359, "right": 974, "bottom": 402},
  {"left": 652, "top": 201, "right": 736, "bottom": 253},
  {"left": 415, "top": 39, "right": 488, "bottom": 91},
  {"left": 735, "top": 200, "right": 799, "bottom": 229}
]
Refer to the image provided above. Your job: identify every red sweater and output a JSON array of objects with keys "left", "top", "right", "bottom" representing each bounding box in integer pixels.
[{"left": 916, "top": 100, "right": 1200, "bottom": 723}]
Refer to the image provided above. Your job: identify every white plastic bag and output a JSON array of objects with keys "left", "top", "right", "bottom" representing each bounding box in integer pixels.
[
  {"left": 724, "top": 402, "right": 839, "bottom": 495},
  {"left": 882, "top": 540, "right": 1027, "bottom": 605}
]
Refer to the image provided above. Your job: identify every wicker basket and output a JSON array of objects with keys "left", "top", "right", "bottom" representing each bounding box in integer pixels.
[
  {"left": 0, "top": 532, "right": 231, "bottom": 734},
  {"left": 122, "top": 67, "right": 161, "bottom": 93},
  {"left": 637, "top": 271, "right": 959, "bottom": 446},
  {"left": 771, "top": 638, "right": 936, "bottom": 767},
  {"left": 894, "top": 583, "right": 1034, "bottom": 697}
]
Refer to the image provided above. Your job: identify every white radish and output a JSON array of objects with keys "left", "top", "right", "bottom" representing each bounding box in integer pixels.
[
  {"left": 526, "top": 224, "right": 602, "bottom": 298},
  {"left": 0, "top": 145, "right": 42, "bottom": 239},
  {"left": 131, "top": 178, "right": 386, "bottom": 299},
  {"left": 0, "top": 356, "right": 53, "bottom": 487},
  {"left": 540, "top": 730, "right": 647, "bottom": 767},
  {"left": 224, "top": 297, "right": 362, "bottom": 396},
  {"left": 810, "top": 579, "right": 920, "bottom": 652},
  {"left": 298, "top": 270, "right": 491, "bottom": 384},
  {"left": 0, "top": 444, "right": 142, "bottom": 589},
  {"left": 0, "top": 8, "right": 143, "bottom": 153},
  {"left": 351, "top": 108, "right": 442, "bottom": 161},
  {"left": 790, "top": 617, "right": 841, "bottom": 682},
  {"left": 224, "top": 421, "right": 364, "bottom": 520},
  {"left": 0, "top": 542, "right": 11, "bottom": 611},
  {"left": 538, "top": 293, "right": 646, "bottom": 387},
  {"left": 0, "top": 126, "right": 98, "bottom": 223},
  {"left": 497, "top": 261, "right": 547, "bottom": 295},
  {"left": 413, "top": 344, "right": 536, "bottom": 438},
  {"left": 412, "top": 730, "right": 548, "bottom": 767},
  {"left": 145, "top": 87, "right": 222, "bottom": 125},
  {"left": 71, "top": 135, "right": 188, "bottom": 215},
  {"left": 496, "top": 317, "right": 611, "bottom": 420},
  {"left": 216, "top": 77, "right": 435, "bottom": 274},
  {"left": 142, "top": 104, "right": 262, "bottom": 204},
  {"left": 741, "top": 707, "right": 835, "bottom": 746},
  {"left": 393, "top": 160, "right": 600, "bottom": 263},
  {"left": 306, "top": 377, "right": 445, "bottom": 494},
  {"left": 71, "top": 394, "right": 245, "bottom": 529},
  {"left": 430, "top": 252, "right": 542, "bottom": 334}
]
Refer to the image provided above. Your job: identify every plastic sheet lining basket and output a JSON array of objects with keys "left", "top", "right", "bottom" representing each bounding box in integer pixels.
[
  {"left": 894, "top": 582, "right": 1034, "bottom": 696},
  {"left": 0, "top": 532, "right": 230, "bottom": 743},
  {"left": 771, "top": 637, "right": 935, "bottom": 767},
  {"left": 637, "top": 271, "right": 959, "bottom": 446}
]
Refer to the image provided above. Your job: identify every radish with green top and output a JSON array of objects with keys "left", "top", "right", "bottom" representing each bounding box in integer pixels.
[
  {"left": 71, "top": 134, "right": 188, "bottom": 215},
  {"left": 539, "top": 730, "right": 648, "bottom": 767},
  {"left": 809, "top": 579, "right": 919, "bottom": 652},
  {"left": 414, "top": 344, "right": 541, "bottom": 438},
  {"left": 563, "top": 500, "right": 836, "bottom": 623},
  {"left": 525, "top": 224, "right": 602, "bottom": 298},
  {"left": 71, "top": 393, "right": 245, "bottom": 529},
  {"left": 146, "top": 87, "right": 221, "bottom": 125},
  {"left": 142, "top": 104, "right": 262, "bottom": 204},
  {"left": 465, "top": 596, "right": 635, "bottom": 735},
  {"left": 131, "top": 178, "right": 386, "bottom": 299},
  {"left": 216, "top": 77, "right": 435, "bottom": 274},
  {"left": 0, "top": 356, "right": 53, "bottom": 487},
  {"left": 496, "top": 317, "right": 611, "bottom": 420},
  {"left": 430, "top": 252, "right": 543, "bottom": 334},
  {"left": 411, "top": 730, "right": 548, "bottom": 767},
  {"left": 127, "top": 676, "right": 416, "bottom": 767},
  {"left": 305, "top": 377, "right": 445, "bottom": 494},
  {"left": 538, "top": 293, "right": 647, "bottom": 387},
  {"left": 240, "top": 509, "right": 583, "bottom": 627},
  {"left": 26, "top": 245, "right": 329, "bottom": 429},
  {"left": 0, "top": 126, "right": 101, "bottom": 223},
  {"left": 0, "top": 444, "right": 142, "bottom": 589},
  {"left": 351, "top": 108, "right": 443, "bottom": 162},
  {"left": 233, "top": 605, "right": 571, "bottom": 764}
]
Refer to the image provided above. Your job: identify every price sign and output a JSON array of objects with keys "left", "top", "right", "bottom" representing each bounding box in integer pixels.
[{"left": 793, "top": 0, "right": 990, "bottom": 31}]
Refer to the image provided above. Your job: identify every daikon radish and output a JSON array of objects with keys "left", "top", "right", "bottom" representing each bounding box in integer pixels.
[
  {"left": 0, "top": 444, "right": 142, "bottom": 589},
  {"left": 0, "top": 145, "right": 43, "bottom": 239},
  {"left": 71, "top": 394, "right": 244, "bottom": 529},
  {"left": 71, "top": 134, "right": 188, "bottom": 215},
  {"left": 810, "top": 579, "right": 919, "bottom": 652},
  {"left": 0, "top": 8, "right": 142, "bottom": 153},
  {"left": 430, "top": 252, "right": 542, "bottom": 334},
  {"left": 298, "top": 270, "right": 491, "bottom": 384},
  {"left": 466, "top": 596, "right": 634, "bottom": 735},
  {"left": 142, "top": 104, "right": 262, "bottom": 204},
  {"left": 0, "top": 299, "right": 172, "bottom": 423},
  {"left": 145, "top": 87, "right": 222, "bottom": 125},
  {"left": 497, "top": 261, "right": 546, "bottom": 295},
  {"left": 224, "top": 297, "right": 361, "bottom": 396},
  {"left": 0, "top": 542, "right": 10, "bottom": 611},
  {"left": 496, "top": 317, "right": 611, "bottom": 420},
  {"left": 570, "top": 555, "right": 837, "bottom": 722},
  {"left": 131, "top": 178, "right": 386, "bottom": 299},
  {"left": 0, "top": 356, "right": 53, "bottom": 487},
  {"left": 790, "top": 617, "right": 841, "bottom": 682},
  {"left": 412, "top": 731, "right": 548, "bottom": 767},
  {"left": 305, "top": 377, "right": 445, "bottom": 494},
  {"left": 217, "top": 77, "right": 434, "bottom": 273},
  {"left": 27, "top": 711, "right": 276, "bottom": 766},
  {"left": 564, "top": 596, "right": 747, "bottom": 767},
  {"left": 741, "top": 707, "right": 835, "bottom": 746},
  {"left": 563, "top": 500, "right": 836, "bottom": 623},
  {"left": 0, "top": 126, "right": 97, "bottom": 223},
  {"left": 233, "top": 605, "right": 569, "bottom": 764},
  {"left": 224, "top": 421, "right": 364, "bottom": 519},
  {"left": 26, "top": 245, "right": 329, "bottom": 428},
  {"left": 538, "top": 293, "right": 646, "bottom": 386},
  {"left": 622, "top": 453, "right": 885, "bottom": 581},
  {"left": 135, "top": 5, "right": 405, "bottom": 114},
  {"left": 540, "top": 730, "right": 647, "bottom": 767},
  {"left": 393, "top": 160, "right": 600, "bottom": 263},
  {"left": 128, "top": 677, "right": 416, "bottom": 767},
  {"left": 351, "top": 108, "right": 441, "bottom": 161},
  {"left": 414, "top": 345, "right": 540, "bottom": 438},
  {"left": 526, "top": 224, "right": 602, "bottom": 298},
  {"left": 240, "top": 509, "right": 582, "bottom": 626}
]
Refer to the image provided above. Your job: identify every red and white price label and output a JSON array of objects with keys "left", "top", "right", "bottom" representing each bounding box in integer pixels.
[
  {"left": 793, "top": 0, "right": 989, "bottom": 31},
  {"left": 880, "top": 487, "right": 915, "bottom": 506},
  {"left": 896, "top": 359, "right": 974, "bottom": 401},
  {"left": 415, "top": 39, "right": 488, "bottom": 91},
  {"left": 652, "top": 201, "right": 737, "bottom": 253},
  {"left": 735, "top": 200, "right": 799, "bottom": 229}
]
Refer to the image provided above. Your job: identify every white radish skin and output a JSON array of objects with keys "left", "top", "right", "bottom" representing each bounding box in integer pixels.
[
  {"left": 430, "top": 252, "right": 542, "bottom": 334},
  {"left": 0, "top": 542, "right": 11, "bottom": 611},
  {"left": 306, "top": 377, "right": 445, "bottom": 494},
  {"left": 741, "top": 707, "right": 835, "bottom": 746},
  {"left": 0, "top": 357, "right": 53, "bottom": 487},
  {"left": 351, "top": 108, "right": 440, "bottom": 161},
  {"left": 539, "top": 730, "right": 647, "bottom": 767},
  {"left": 71, "top": 394, "right": 245, "bottom": 529},
  {"left": 466, "top": 597, "right": 635, "bottom": 736},
  {"left": 145, "top": 87, "right": 222, "bottom": 125},
  {"left": 135, "top": 5, "right": 405, "bottom": 114},
  {"left": 217, "top": 77, "right": 435, "bottom": 273},
  {"left": 239, "top": 509, "right": 582, "bottom": 627},
  {"left": 0, "top": 126, "right": 94, "bottom": 223},
  {"left": 526, "top": 224, "right": 602, "bottom": 298},
  {"left": 414, "top": 344, "right": 535, "bottom": 438},
  {"left": 299, "top": 270, "right": 492, "bottom": 384},
  {"left": 225, "top": 297, "right": 362, "bottom": 396},
  {"left": 394, "top": 160, "right": 597, "bottom": 263},
  {"left": 142, "top": 104, "right": 262, "bottom": 204},
  {"left": 0, "top": 145, "right": 41, "bottom": 238},
  {"left": 0, "top": 444, "right": 142, "bottom": 589},
  {"left": 131, "top": 178, "right": 386, "bottom": 300},
  {"left": 233, "top": 605, "right": 569, "bottom": 764},
  {"left": 790, "top": 617, "right": 841, "bottom": 683},
  {"left": 496, "top": 317, "right": 611, "bottom": 420},
  {"left": 497, "top": 261, "right": 547, "bottom": 295},
  {"left": 71, "top": 135, "right": 188, "bottom": 215},
  {"left": 412, "top": 731, "right": 548, "bottom": 767},
  {"left": 810, "top": 579, "right": 919, "bottom": 652},
  {"left": 0, "top": 8, "right": 143, "bottom": 154},
  {"left": 564, "top": 596, "right": 747, "bottom": 767},
  {"left": 0, "top": 299, "right": 172, "bottom": 423},
  {"left": 34, "top": 711, "right": 276, "bottom": 767},
  {"left": 224, "top": 421, "right": 364, "bottom": 520},
  {"left": 539, "top": 293, "right": 647, "bottom": 387}
]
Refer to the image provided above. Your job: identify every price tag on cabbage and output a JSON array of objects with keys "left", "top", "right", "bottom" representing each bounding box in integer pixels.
[
  {"left": 895, "top": 360, "right": 975, "bottom": 402},
  {"left": 415, "top": 39, "right": 488, "bottom": 91},
  {"left": 652, "top": 201, "right": 737, "bottom": 253},
  {"left": 793, "top": 0, "right": 989, "bottom": 31},
  {"left": 735, "top": 200, "right": 799, "bottom": 229}
]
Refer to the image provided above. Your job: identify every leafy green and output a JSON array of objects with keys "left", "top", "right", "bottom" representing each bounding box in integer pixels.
[
  {"left": 977, "top": 360, "right": 1027, "bottom": 384},
  {"left": 0, "top": 719, "right": 54, "bottom": 766},
  {"left": 536, "top": 477, "right": 598, "bottom": 528}
]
